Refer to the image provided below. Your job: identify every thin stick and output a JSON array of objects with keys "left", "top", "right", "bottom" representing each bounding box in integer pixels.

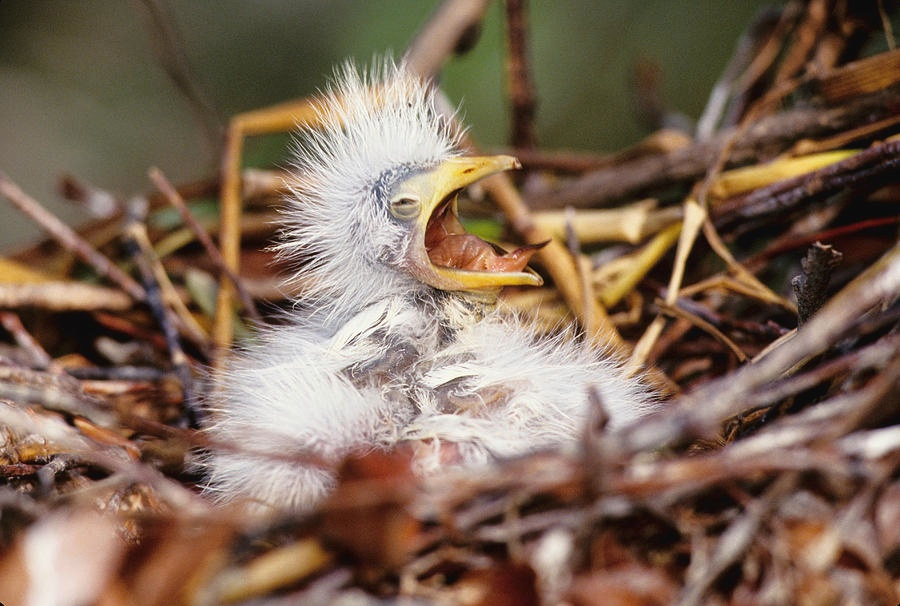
[
  {"left": 504, "top": 0, "right": 537, "bottom": 149},
  {"left": 479, "top": 167, "right": 625, "bottom": 351},
  {"left": 149, "top": 167, "right": 262, "bottom": 325},
  {"left": 0, "top": 311, "right": 54, "bottom": 369},
  {"left": 628, "top": 199, "right": 705, "bottom": 372},
  {"left": 656, "top": 299, "right": 748, "bottom": 363},
  {"left": 125, "top": 215, "right": 210, "bottom": 350},
  {"left": 525, "top": 85, "right": 897, "bottom": 210},
  {"left": 877, "top": 0, "right": 896, "bottom": 50},
  {"left": 0, "top": 282, "right": 133, "bottom": 312},
  {"left": 404, "top": 0, "right": 492, "bottom": 79},
  {"left": 564, "top": 207, "right": 596, "bottom": 339},
  {"left": 0, "top": 399, "right": 211, "bottom": 513},
  {"left": 214, "top": 97, "right": 321, "bottom": 353},
  {"left": 623, "top": 242, "right": 900, "bottom": 454},
  {"left": 135, "top": 0, "right": 224, "bottom": 159},
  {"left": 598, "top": 221, "right": 682, "bottom": 308},
  {"left": 702, "top": 219, "right": 794, "bottom": 311},
  {"left": 122, "top": 204, "right": 199, "bottom": 427},
  {"left": 0, "top": 173, "right": 145, "bottom": 302}
]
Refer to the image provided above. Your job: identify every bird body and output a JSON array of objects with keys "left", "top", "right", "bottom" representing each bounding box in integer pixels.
[{"left": 203, "top": 60, "right": 655, "bottom": 513}]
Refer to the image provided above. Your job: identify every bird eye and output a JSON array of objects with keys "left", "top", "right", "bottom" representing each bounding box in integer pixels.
[{"left": 389, "top": 194, "right": 421, "bottom": 220}]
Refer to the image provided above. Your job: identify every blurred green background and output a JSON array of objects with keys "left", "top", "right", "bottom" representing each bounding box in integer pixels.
[{"left": 0, "top": 1, "right": 773, "bottom": 251}]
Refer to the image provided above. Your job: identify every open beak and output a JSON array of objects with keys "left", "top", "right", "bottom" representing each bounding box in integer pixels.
[{"left": 403, "top": 155, "right": 545, "bottom": 292}]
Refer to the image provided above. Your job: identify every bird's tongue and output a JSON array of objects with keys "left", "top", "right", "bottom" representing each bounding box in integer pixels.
[
  {"left": 425, "top": 198, "right": 546, "bottom": 273},
  {"left": 429, "top": 234, "right": 545, "bottom": 272}
]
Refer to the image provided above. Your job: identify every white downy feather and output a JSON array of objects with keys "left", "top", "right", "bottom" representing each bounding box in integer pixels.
[{"left": 202, "top": 59, "right": 656, "bottom": 513}]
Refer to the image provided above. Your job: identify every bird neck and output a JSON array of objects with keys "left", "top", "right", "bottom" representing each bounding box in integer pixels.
[{"left": 430, "top": 289, "right": 499, "bottom": 333}]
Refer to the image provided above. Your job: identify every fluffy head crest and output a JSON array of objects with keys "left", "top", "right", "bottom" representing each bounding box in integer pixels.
[{"left": 278, "top": 59, "right": 461, "bottom": 321}]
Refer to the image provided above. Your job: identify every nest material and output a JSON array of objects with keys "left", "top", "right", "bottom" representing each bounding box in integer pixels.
[{"left": 0, "top": 1, "right": 899, "bottom": 604}]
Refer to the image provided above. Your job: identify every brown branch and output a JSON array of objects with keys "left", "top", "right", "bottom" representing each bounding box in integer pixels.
[
  {"left": 135, "top": 0, "right": 224, "bottom": 160},
  {"left": 0, "top": 363, "right": 115, "bottom": 427},
  {"left": 121, "top": 204, "right": 199, "bottom": 425},
  {"left": 0, "top": 312, "right": 53, "bottom": 369},
  {"left": 0, "top": 282, "right": 132, "bottom": 312},
  {"left": 503, "top": 148, "right": 613, "bottom": 173},
  {"left": 403, "top": 0, "right": 492, "bottom": 80},
  {"left": 657, "top": 298, "right": 748, "bottom": 363},
  {"left": 57, "top": 174, "right": 121, "bottom": 219},
  {"left": 696, "top": 6, "right": 785, "bottom": 139},
  {"left": 678, "top": 473, "right": 797, "bottom": 605},
  {"left": 0, "top": 173, "right": 146, "bottom": 302},
  {"left": 525, "top": 85, "right": 900, "bottom": 210},
  {"left": 743, "top": 215, "right": 900, "bottom": 270},
  {"left": 504, "top": 0, "right": 537, "bottom": 149},
  {"left": 740, "top": 334, "right": 899, "bottom": 410},
  {"left": 508, "top": 128, "right": 693, "bottom": 174},
  {"left": 713, "top": 138, "right": 900, "bottom": 229},
  {"left": 149, "top": 167, "right": 262, "bottom": 325},
  {"left": 791, "top": 242, "right": 843, "bottom": 325},
  {"left": 621, "top": 241, "right": 900, "bottom": 454}
]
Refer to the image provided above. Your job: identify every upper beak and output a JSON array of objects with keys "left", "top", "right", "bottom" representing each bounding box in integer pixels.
[
  {"left": 403, "top": 155, "right": 544, "bottom": 292},
  {"left": 422, "top": 155, "right": 522, "bottom": 194}
]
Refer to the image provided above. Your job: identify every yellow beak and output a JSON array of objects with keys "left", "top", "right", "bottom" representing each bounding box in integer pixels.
[{"left": 400, "top": 155, "right": 544, "bottom": 292}]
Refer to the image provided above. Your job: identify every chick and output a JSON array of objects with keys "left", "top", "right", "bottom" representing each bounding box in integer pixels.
[{"left": 202, "top": 60, "right": 655, "bottom": 513}]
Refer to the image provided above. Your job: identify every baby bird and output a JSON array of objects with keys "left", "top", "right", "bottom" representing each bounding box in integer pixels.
[{"left": 203, "top": 60, "right": 655, "bottom": 513}]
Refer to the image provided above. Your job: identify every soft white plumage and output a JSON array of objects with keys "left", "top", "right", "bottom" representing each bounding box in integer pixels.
[{"left": 203, "top": 59, "right": 655, "bottom": 513}]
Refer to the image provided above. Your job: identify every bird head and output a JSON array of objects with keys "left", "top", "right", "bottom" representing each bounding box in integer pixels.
[{"left": 279, "top": 60, "right": 543, "bottom": 320}]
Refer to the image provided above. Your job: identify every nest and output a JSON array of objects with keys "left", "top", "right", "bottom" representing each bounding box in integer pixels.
[{"left": 0, "top": 1, "right": 898, "bottom": 604}]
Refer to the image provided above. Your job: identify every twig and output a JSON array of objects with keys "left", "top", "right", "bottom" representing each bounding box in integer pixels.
[
  {"left": 525, "top": 85, "right": 900, "bottom": 210},
  {"left": 701, "top": 217, "right": 795, "bottom": 310},
  {"left": 564, "top": 207, "right": 597, "bottom": 339},
  {"left": 622, "top": 242, "right": 900, "bottom": 454},
  {"left": 506, "top": 148, "right": 613, "bottom": 173},
  {"left": 403, "top": 0, "right": 492, "bottom": 79},
  {"left": 533, "top": 200, "right": 682, "bottom": 245},
  {"left": 878, "top": 0, "right": 896, "bottom": 50},
  {"left": 0, "top": 399, "right": 209, "bottom": 513},
  {"left": 509, "top": 128, "right": 692, "bottom": 173},
  {"left": 815, "top": 47, "right": 900, "bottom": 104},
  {"left": 696, "top": 6, "right": 783, "bottom": 139},
  {"left": 791, "top": 242, "right": 843, "bottom": 325},
  {"left": 596, "top": 221, "right": 681, "bottom": 309},
  {"left": 678, "top": 273, "right": 794, "bottom": 310},
  {"left": 149, "top": 167, "right": 262, "bottom": 325},
  {"left": 503, "top": 0, "right": 537, "bottom": 149},
  {"left": 677, "top": 474, "right": 796, "bottom": 606},
  {"left": 0, "top": 312, "right": 53, "bottom": 370},
  {"left": 712, "top": 138, "right": 900, "bottom": 230},
  {"left": 628, "top": 199, "right": 705, "bottom": 374},
  {"left": 0, "top": 281, "right": 133, "bottom": 312},
  {"left": 57, "top": 174, "right": 121, "bottom": 219},
  {"left": 0, "top": 173, "right": 146, "bottom": 302},
  {"left": 202, "top": 539, "right": 333, "bottom": 605},
  {"left": 741, "top": 334, "right": 899, "bottom": 411},
  {"left": 125, "top": 205, "right": 209, "bottom": 349},
  {"left": 122, "top": 202, "right": 198, "bottom": 427},
  {"left": 0, "top": 363, "right": 115, "bottom": 427},
  {"left": 93, "top": 311, "right": 170, "bottom": 353},
  {"left": 65, "top": 365, "right": 172, "bottom": 382},
  {"left": 484, "top": 169, "right": 626, "bottom": 351},
  {"left": 135, "top": 0, "right": 223, "bottom": 159},
  {"left": 656, "top": 299, "right": 748, "bottom": 363},
  {"left": 743, "top": 215, "right": 900, "bottom": 270}
]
